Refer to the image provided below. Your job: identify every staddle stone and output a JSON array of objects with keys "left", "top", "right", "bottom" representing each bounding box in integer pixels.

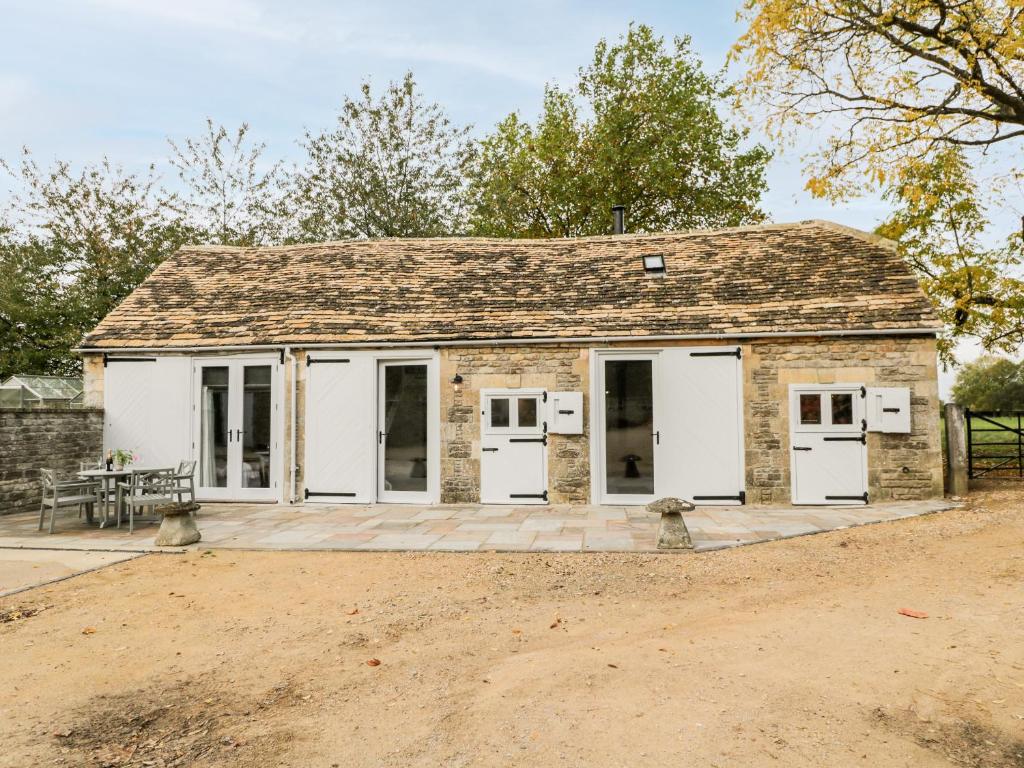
[
  {"left": 154, "top": 502, "right": 202, "bottom": 547},
  {"left": 647, "top": 497, "right": 695, "bottom": 550}
]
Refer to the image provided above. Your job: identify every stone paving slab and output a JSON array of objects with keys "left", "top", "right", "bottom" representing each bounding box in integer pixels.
[{"left": 0, "top": 499, "right": 957, "bottom": 555}]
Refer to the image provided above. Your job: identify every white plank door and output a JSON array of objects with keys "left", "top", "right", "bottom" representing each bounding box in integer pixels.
[
  {"left": 480, "top": 389, "right": 548, "bottom": 504},
  {"left": 304, "top": 355, "right": 375, "bottom": 503},
  {"left": 790, "top": 386, "right": 868, "bottom": 504},
  {"left": 104, "top": 356, "right": 191, "bottom": 468},
  {"left": 655, "top": 347, "right": 745, "bottom": 504}
]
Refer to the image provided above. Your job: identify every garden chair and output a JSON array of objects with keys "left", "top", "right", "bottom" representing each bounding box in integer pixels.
[
  {"left": 116, "top": 469, "right": 177, "bottom": 534},
  {"left": 38, "top": 469, "right": 100, "bottom": 534},
  {"left": 171, "top": 460, "right": 197, "bottom": 511}
]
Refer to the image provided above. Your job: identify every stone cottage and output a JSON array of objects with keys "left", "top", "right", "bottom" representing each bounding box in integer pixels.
[{"left": 79, "top": 220, "right": 944, "bottom": 507}]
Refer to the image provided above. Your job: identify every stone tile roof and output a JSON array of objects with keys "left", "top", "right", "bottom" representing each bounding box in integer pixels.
[{"left": 81, "top": 220, "right": 940, "bottom": 349}]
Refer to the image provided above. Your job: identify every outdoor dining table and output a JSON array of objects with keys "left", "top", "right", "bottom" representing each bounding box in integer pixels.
[{"left": 77, "top": 467, "right": 172, "bottom": 528}]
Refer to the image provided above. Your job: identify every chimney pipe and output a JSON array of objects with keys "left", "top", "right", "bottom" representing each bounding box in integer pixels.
[{"left": 611, "top": 205, "right": 625, "bottom": 235}]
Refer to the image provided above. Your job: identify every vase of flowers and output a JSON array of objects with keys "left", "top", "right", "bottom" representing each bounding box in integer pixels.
[{"left": 112, "top": 449, "right": 137, "bottom": 471}]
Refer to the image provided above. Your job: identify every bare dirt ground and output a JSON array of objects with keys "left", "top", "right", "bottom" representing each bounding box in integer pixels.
[{"left": 1, "top": 487, "right": 1022, "bottom": 768}]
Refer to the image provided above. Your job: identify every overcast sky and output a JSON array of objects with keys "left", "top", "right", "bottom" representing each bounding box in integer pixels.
[{"left": 2, "top": 0, "right": 1018, "bottom": 393}]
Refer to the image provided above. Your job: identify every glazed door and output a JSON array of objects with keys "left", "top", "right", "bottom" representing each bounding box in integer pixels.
[
  {"left": 790, "top": 386, "right": 868, "bottom": 504},
  {"left": 195, "top": 359, "right": 278, "bottom": 501},
  {"left": 377, "top": 362, "right": 431, "bottom": 503},
  {"left": 599, "top": 355, "right": 659, "bottom": 504},
  {"left": 480, "top": 390, "right": 548, "bottom": 504}
]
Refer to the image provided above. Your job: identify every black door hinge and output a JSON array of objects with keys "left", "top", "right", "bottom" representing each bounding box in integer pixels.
[
  {"left": 510, "top": 436, "right": 547, "bottom": 446},
  {"left": 690, "top": 348, "right": 741, "bottom": 359},
  {"left": 305, "top": 488, "right": 356, "bottom": 499},
  {"left": 692, "top": 493, "right": 745, "bottom": 502},
  {"left": 510, "top": 490, "right": 548, "bottom": 501},
  {"left": 824, "top": 434, "right": 866, "bottom": 445},
  {"left": 307, "top": 357, "right": 350, "bottom": 366},
  {"left": 825, "top": 492, "right": 869, "bottom": 503}
]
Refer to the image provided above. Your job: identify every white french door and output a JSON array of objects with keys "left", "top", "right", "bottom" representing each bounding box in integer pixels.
[
  {"left": 377, "top": 360, "right": 433, "bottom": 504},
  {"left": 193, "top": 358, "right": 279, "bottom": 501}
]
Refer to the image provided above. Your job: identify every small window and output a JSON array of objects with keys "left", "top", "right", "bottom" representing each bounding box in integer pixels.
[
  {"left": 831, "top": 393, "right": 854, "bottom": 425},
  {"left": 642, "top": 254, "right": 666, "bottom": 273},
  {"left": 490, "top": 398, "right": 510, "bottom": 428},
  {"left": 517, "top": 398, "right": 538, "bottom": 428},
  {"left": 799, "top": 393, "right": 821, "bottom": 425}
]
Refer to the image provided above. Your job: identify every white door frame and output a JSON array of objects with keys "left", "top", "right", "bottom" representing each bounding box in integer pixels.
[
  {"left": 590, "top": 350, "right": 661, "bottom": 505},
  {"left": 191, "top": 354, "right": 282, "bottom": 502},
  {"left": 480, "top": 387, "right": 548, "bottom": 504},
  {"left": 788, "top": 383, "right": 869, "bottom": 505},
  {"left": 375, "top": 355, "right": 439, "bottom": 505}
]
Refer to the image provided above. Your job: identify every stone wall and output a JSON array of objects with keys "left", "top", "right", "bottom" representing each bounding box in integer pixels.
[
  {"left": 0, "top": 408, "right": 104, "bottom": 515},
  {"left": 744, "top": 335, "right": 943, "bottom": 503},
  {"left": 440, "top": 345, "right": 590, "bottom": 504}
]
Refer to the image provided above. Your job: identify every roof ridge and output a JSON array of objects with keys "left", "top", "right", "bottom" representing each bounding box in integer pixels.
[{"left": 175, "top": 219, "right": 887, "bottom": 253}]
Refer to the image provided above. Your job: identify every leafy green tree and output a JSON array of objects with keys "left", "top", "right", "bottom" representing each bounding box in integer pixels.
[
  {"left": 876, "top": 148, "right": 1024, "bottom": 363},
  {"left": 168, "top": 119, "right": 285, "bottom": 246},
  {"left": 733, "top": 0, "right": 1024, "bottom": 200},
  {"left": 468, "top": 24, "right": 771, "bottom": 237},
  {"left": 0, "top": 152, "right": 189, "bottom": 375},
  {"left": 951, "top": 356, "right": 1024, "bottom": 412},
  {"left": 289, "top": 72, "right": 474, "bottom": 241}
]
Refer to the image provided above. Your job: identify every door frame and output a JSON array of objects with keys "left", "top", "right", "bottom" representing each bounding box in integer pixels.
[
  {"left": 376, "top": 357, "right": 438, "bottom": 504},
  {"left": 191, "top": 354, "right": 283, "bottom": 502},
  {"left": 479, "top": 387, "right": 548, "bottom": 504},
  {"left": 590, "top": 350, "right": 661, "bottom": 506},
  {"left": 788, "top": 383, "right": 869, "bottom": 505}
]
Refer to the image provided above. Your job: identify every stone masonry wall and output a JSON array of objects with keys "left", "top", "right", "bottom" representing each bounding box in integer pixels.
[
  {"left": 744, "top": 335, "right": 943, "bottom": 504},
  {"left": 0, "top": 408, "right": 104, "bottom": 515},
  {"left": 440, "top": 345, "right": 590, "bottom": 504}
]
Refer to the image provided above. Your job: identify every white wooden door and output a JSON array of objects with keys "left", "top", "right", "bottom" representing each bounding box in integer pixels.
[
  {"left": 790, "top": 386, "right": 868, "bottom": 504},
  {"left": 303, "top": 355, "right": 374, "bottom": 502},
  {"left": 480, "top": 389, "right": 548, "bottom": 504},
  {"left": 104, "top": 356, "right": 191, "bottom": 468},
  {"left": 194, "top": 358, "right": 279, "bottom": 501},
  {"left": 656, "top": 347, "right": 744, "bottom": 504}
]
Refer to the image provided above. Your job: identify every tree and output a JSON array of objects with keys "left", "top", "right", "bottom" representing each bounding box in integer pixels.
[
  {"left": 168, "top": 119, "right": 285, "bottom": 246},
  {"left": 289, "top": 72, "right": 474, "bottom": 241},
  {"left": 733, "top": 0, "right": 1024, "bottom": 199},
  {"left": 950, "top": 355, "right": 1024, "bottom": 411},
  {"left": 876, "top": 148, "right": 1024, "bottom": 362},
  {"left": 0, "top": 152, "right": 189, "bottom": 375},
  {"left": 468, "top": 24, "right": 771, "bottom": 238}
]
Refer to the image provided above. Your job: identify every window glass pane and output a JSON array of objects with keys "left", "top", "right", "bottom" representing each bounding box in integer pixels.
[
  {"left": 383, "top": 365, "right": 428, "bottom": 493},
  {"left": 200, "top": 367, "right": 229, "bottom": 487},
  {"left": 604, "top": 360, "right": 654, "bottom": 495},
  {"left": 799, "top": 394, "right": 821, "bottom": 425},
  {"left": 242, "top": 365, "right": 272, "bottom": 488},
  {"left": 517, "top": 398, "right": 538, "bottom": 428},
  {"left": 490, "top": 398, "right": 510, "bottom": 428},
  {"left": 831, "top": 393, "right": 854, "bottom": 425}
]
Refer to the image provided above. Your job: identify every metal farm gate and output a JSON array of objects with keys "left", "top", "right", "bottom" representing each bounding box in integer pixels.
[{"left": 966, "top": 410, "right": 1024, "bottom": 479}]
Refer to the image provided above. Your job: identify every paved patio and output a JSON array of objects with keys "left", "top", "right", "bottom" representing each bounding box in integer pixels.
[{"left": 0, "top": 499, "right": 956, "bottom": 554}]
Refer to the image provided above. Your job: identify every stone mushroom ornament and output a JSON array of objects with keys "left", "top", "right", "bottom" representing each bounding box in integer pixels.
[{"left": 647, "top": 497, "right": 695, "bottom": 550}]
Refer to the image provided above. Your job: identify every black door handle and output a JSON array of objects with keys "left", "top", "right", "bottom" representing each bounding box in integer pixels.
[
  {"left": 378, "top": 431, "right": 387, "bottom": 444},
  {"left": 653, "top": 431, "right": 660, "bottom": 445},
  {"left": 482, "top": 447, "right": 498, "bottom": 452},
  {"left": 793, "top": 446, "right": 812, "bottom": 451}
]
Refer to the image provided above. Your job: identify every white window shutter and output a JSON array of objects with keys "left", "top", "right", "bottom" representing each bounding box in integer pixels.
[
  {"left": 547, "top": 392, "right": 583, "bottom": 434},
  {"left": 865, "top": 387, "right": 911, "bottom": 433}
]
